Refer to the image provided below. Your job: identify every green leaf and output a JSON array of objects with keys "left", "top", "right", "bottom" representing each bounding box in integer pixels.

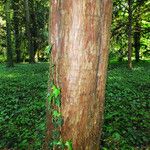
[
  {"left": 56, "top": 140, "right": 63, "bottom": 146},
  {"left": 65, "top": 141, "right": 73, "bottom": 150},
  {"left": 47, "top": 94, "right": 53, "bottom": 103},
  {"left": 54, "top": 96, "right": 61, "bottom": 107},
  {"left": 112, "top": 132, "right": 121, "bottom": 141},
  {"left": 52, "top": 110, "right": 61, "bottom": 118},
  {"left": 102, "top": 148, "right": 108, "bottom": 150},
  {"left": 52, "top": 140, "right": 59, "bottom": 146},
  {"left": 52, "top": 85, "right": 60, "bottom": 98},
  {"left": 45, "top": 44, "right": 53, "bottom": 54},
  {"left": 52, "top": 116, "right": 63, "bottom": 128},
  {"left": 52, "top": 130, "right": 60, "bottom": 140}
]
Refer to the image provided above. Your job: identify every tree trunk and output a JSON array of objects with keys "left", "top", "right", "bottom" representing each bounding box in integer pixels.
[
  {"left": 134, "top": 22, "right": 141, "bottom": 62},
  {"left": 5, "top": 0, "right": 14, "bottom": 67},
  {"left": 12, "top": 0, "right": 21, "bottom": 63},
  {"left": 134, "top": 0, "right": 142, "bottom": 62},
  {"left": 128, "top": 0, "right": 133, "bottom": 69},
  {"left": 30, "top": 0, "right": 38, "bottom": 58},
  {"left": 47, "top": 0, "right": 112, "bottom": 149},
  {"left": 24, "top": 0, "right": 35, "bottom": 63}
]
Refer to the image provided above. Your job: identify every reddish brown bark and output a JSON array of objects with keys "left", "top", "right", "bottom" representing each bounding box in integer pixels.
[{"left": 47, "top": 0, "right": 112, "bottom": 149}]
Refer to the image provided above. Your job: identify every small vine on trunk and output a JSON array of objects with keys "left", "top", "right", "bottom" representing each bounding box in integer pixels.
[{"left": 46, "top": 44, "right": 73, "bottom": 150}]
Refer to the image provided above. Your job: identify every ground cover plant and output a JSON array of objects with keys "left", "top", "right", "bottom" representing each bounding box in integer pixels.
[
  {"left": 0, "top": 63, "right": 49, "bottom": 149},
  {"left": 102, "top": 60, "right": 150, "bottom": 149},
  {"left": 0, "top": 61, "right": 149, "bottom": 149}
]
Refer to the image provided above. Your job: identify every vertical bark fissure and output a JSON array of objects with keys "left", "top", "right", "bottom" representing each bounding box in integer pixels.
[
  {"left": 94, "top": 9, "right": 102, "bottom": 99},
  {"left": 96, "top": 0, "right": 112, "bottom": 142},
  {"left": 56, "top": 0, "right": 62, "bottom": 87}
]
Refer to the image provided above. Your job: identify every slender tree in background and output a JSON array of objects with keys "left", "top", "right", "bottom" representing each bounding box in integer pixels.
[
  {"left": 134, "top": 21, "right": 141, "bottom": 62},
  {"left": 12, "top": 0, "right": 21, "bottom": 63},
  {"left": 128, "top": 0, "right": 133, "bottom": 69},
  {"left": 5, "top": 0, "right": 13, "bottom": 67},
  {"left": 134, "top": 0, "right": 142, "bottom": 62},
  {"left": 47, "top": 0, "right": 112, "bottom": 149},
  {"left": 30, "top": 0, "right": 38, "bottom": 58},
  {"left": 24, "top": 0, "right": 35, "bottom": 63}
]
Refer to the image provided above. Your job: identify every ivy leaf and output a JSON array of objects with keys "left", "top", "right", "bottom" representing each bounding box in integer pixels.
[
  {"left": 47, "top": 94, "right": 53, "bottom": 103},
  {"left": 52, "top": 110, "right": 61, "bottom": 118},
  {"left": 52, "top": 116, "right": 63, "bottom": 128},
  {"left": 52, "top": 85, "right": 60, "bottom": 98},
  {"left": 112, "top": 132, "right": 121, "bottom": 141},
  {"left": 56, "top": 140, "right": 63, "bottom": 146},
  {"left": 45, "top": 44, "right": 53, "bottom": 54},
  {"left": 65, "top": 141, "right": 73, "bottom": 150},
  {"left": 52, "top": 140, "right": 59, "bottom": 146},
  {"left": 52, "top": 130, "right": 61, "bottom": 140},
  {"left": 54, "top": 96, "right": 61, "bottom": 107}
]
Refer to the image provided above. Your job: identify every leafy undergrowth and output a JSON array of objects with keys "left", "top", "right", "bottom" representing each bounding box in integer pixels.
[
  {"left": 0, "top": 61, "right": 149, "bottom": 149},
  {"left": 0, "top": 63, "right": 49, "bottom": 149},
  {"left": 102, "top": 61, "right": 150, "bottom": 150}
]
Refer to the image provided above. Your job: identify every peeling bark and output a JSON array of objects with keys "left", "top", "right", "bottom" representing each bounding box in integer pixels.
[{"left": 47, "top": 0, "right": 112, "bottom": 149}]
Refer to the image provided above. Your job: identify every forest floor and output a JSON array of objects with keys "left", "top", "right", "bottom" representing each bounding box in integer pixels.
[
  {"left": 102, "top": 60, "right": 150, "bottom": 149},
  {"left": 0, "top": 61, "right": 149, "bottom": 149}
]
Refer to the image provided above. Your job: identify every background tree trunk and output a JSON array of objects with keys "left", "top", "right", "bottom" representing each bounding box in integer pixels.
[
  {"left": 30, "top": 0, "right": 38, "bottom": 58},
  {"left": 134, "top": 22, "right": 141, "bottom": 62},
  {"left": 47, "top": 0, "right": 112, "bottom": 149},
  {"left": 5, "top": 0, "right": 14, "bottom": 67},
  {"left": 13, "top": 0, "right": 21, "bottom": 63},
  {"left": 128, "top": 0, "right": 133, "bottom": 69},
  {"left": 24, "top": 0, "right": 35, "bottom": 63},
  {"left": 134, "top": 0, "right": 142, "bottom": 62}
]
